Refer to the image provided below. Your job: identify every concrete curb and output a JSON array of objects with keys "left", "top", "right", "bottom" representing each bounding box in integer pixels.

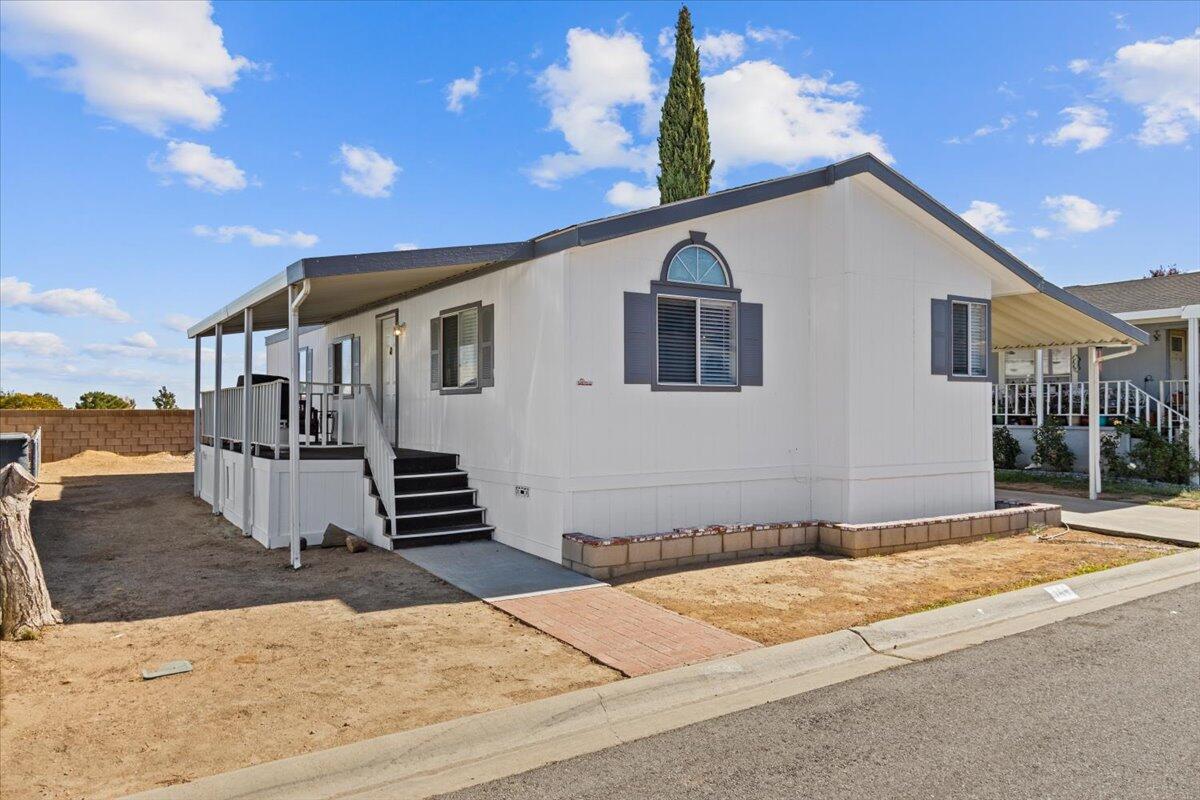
[
  {"left": 1061, "top": 520, "right": 1198, "bottom": 549},
  {"left": 124, "top": 551, "right": 1200, "bottom": 800},
  {"left": 853, "top": 550, "right": 1200, "bottom": 660}
]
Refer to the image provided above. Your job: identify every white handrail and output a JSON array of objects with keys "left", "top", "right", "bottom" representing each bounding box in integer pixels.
[
  {"left": 357, "top": 385, "right": 396, "bottom": 525},
  {"left": 1160, "top": 379, "right": 1189, "bottom": 415}
]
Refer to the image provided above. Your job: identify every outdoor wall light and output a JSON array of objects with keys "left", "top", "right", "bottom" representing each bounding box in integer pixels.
[
  {"left": 1152, "top": 330, "right": 1161, "bottom": 342},
  {"left": 393, "top": 321, "right": 407, "bottom": 337}
]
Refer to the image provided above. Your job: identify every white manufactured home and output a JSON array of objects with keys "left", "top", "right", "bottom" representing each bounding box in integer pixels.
[{"left": 189, "top": 154, "right": 1152, "bottom": 567}]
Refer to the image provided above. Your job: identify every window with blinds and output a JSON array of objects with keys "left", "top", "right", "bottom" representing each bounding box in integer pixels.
[
  {"left": 951, "top": 300, "right": 987, "bottom": 378},
  {"left": 657, "top": 296, "right": 736, "bottom": 386},
  {"left": 441, "top": 306, "right": 479, "bottom": 389}
]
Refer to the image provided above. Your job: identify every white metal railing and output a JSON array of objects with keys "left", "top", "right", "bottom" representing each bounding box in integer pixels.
[
  {"left": 993, "top": 380, "right": 1189, "bottom": 440},
  {"left": 356, "top": 385, "right": 396, "bottom": 525},
  {"left": 1160, "top": 379, "right": 1189, "bottom": 416},
  {"left": 201, "top": 380, "right": 382, "bottom": 453}
]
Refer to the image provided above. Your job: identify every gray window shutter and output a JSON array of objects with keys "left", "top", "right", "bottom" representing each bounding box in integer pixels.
[
  {"left": 429, "top": 318, "right": 441, "bottom": 390},
  {"left": 351, "top": 336, "right": 361, "bottom": 388},
  {"left": 328, "top": 343, "right": 336, "bottom": 384},
  {"left": 738, "top": 302, "right": 763, "bottom": 386},
  {"left": 624, "top": 292, "right": 652, "bottom": 384},
  {"left": 931, "top": 298, "right": 949, "bottom": 376},
  {"left": 480, "top": 304, "right": 495, "bottom": 387}
]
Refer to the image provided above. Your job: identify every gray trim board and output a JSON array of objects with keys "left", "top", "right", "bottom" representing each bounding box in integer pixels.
[
  {"left": 190, "top": 154, "right": 1146, "bottom": 349},
  {"left": 265, "top": 325, "right": 321, "bottom": 346}
]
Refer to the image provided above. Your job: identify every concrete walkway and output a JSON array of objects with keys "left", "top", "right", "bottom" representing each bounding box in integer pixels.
[
  {"left": 997, "top": 489, "right": 1200, "bottom": 547},
  {"left": 400, "top": 540, "right": 759, "bottom": 676}
]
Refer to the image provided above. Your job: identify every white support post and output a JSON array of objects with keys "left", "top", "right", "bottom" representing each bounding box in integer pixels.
[
  {"left": 212, "top": 322, "right": 224, "bottom": 515},
  {"left": 1187, "top": 312, "right": 1199, "bottom": 486},
  {"left": 287, "top": 281, "right": 310, "bottom": 569},
  {"left": 1035, "top": 348, "right": 1044, "bottom": 428},
  {"left": 1088, "top": 346, "right": 1100, "bottom": 500},
  {"left": 241, "top": 308, "right": 254, "bottom": 536},
  {"left": 193, "top": 334, "right": 202, "bottom": 498}
]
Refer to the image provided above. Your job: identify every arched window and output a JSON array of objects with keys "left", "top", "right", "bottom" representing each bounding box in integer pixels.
[{"left": 665, "top": 244, "right": 729, "bottom": 287}]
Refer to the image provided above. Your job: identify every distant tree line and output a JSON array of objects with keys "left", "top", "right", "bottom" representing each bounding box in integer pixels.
[{"left": 0, "top": 388, "right": 179, "bottom": 410}]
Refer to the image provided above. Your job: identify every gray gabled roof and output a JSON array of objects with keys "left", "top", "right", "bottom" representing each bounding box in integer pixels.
[
  {"left": 1065, "top": 271, "right": 1200, "bottom": 314},
  {"left": 190, "top": 154, "right": 1146, "bottom": 347}
]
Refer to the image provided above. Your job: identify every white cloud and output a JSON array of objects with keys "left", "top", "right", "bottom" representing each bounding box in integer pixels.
[
  {"left": 1030, "top": 227, "right": 1052, "bottom": 240},
  {"left": 83, "top": 341, "right": 194, "bottom": 363},
  {"left": 192, "top": 224, "right": 318, "bottom": 248},
  {"left": 338, "top": 144, "right": 399, "bottom": 198},
  {"left": 960, "top": 200, "right": 1014, "bottom": 235},
  {"left": 0, "top": 0, "right": 251, "bottom": 136},
  {"left": 744, "top": 25, "right": 796, "bottom": 46},
  {"left": 392, "top": 242, "right": 419, "bottom": 251},
  {"left": 946, "top": 115, "right": 1019, "bottom": 145},
  {"left": 1042, "top": 105, "right": 1112, "bottom": 152},
  {"left": 705, "top": 60, "right": 891, "bottom": 175},
  {"left": 162, "top": 313, "right": 197, "bottom": 332},
  {"left": 0, "top": 276, "right": 132, "bottom": 322},
  {"left": 123, "top": 331, "right": 157, "bottom": 348},
  {"left": 0, "top": 330, "right": 69, "bottom": 357},
  {"left": 1099, "top": 32, "right": 1200, "bottom": 146},
  {"left": 446, "top": 66, "right": 482, "bottom": 113},
  {"left": 529, "top": 28, "right": 657, "bottom": 188},
  {"left": 1067, "top": 58, "right": 1093, "bottom": 74},
  {"left": 697, "top": 32, "right": 745, "bottom": 69},
  {"left": 1043, "top": 194, "right": 1120, "bottom": 233},
  {"left": 150, "top": 140, "right": 247, "bottom": 192},
  {"left": 1112, "top": 12, "right": 1130, "bottom": 32},
  {"left": 605, "top": 181, "right": 659, "bottom": 210}
]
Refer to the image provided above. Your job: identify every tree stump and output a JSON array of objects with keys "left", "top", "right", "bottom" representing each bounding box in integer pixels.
[{"left": 0, "top": 463, "right": 60, "bottom": 640}]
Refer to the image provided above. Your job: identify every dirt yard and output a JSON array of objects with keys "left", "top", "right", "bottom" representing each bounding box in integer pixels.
[
  {"left": 616, "top": 530, "right": 1179, "bottom": 646},
  {"left": 0, "top": 452, "right": 617, "bottom": 800}
]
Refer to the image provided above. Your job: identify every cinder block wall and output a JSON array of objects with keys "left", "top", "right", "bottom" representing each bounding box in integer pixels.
[{"left": 0, "top": 410, "right": 194, "bottom": 462}]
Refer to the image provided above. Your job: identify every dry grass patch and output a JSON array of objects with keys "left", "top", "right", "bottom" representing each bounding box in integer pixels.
[
  {"left": 615, "top": 529, "right": 1178, "bottom": 646},
  {"left": 0, "top": 452, "right": 617, "bottom": 800}
]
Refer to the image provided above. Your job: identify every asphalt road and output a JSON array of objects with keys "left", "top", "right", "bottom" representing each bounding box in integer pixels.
[{"left": 441, "top": 584, "right": 1200, "bottom": 800}]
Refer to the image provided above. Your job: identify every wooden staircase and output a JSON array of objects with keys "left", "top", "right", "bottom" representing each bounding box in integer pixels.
[{"left": 368, "top": 448, "right": 494, "bottom": 548}]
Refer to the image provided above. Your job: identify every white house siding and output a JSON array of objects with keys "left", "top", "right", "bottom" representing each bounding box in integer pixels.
[
  {"left": 560, "top": 176, "right": 995, "bottom": 537},
  {"left": 263, "top": 176, "right": 1002, "bottom": 557},
  {"left": 841, "top": 177, "right": 994, "bottom": 522},
  {"left": 265, "top": 252, "right": 571, "bottom": 560}
]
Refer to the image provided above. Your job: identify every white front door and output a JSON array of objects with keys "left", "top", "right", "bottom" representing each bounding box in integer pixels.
[
  {"left": 1169, "top": 331, "right": 1187, "bottom": 380},
  {"left": 376, "top": 312, "right": 399, "bottom": 446}
]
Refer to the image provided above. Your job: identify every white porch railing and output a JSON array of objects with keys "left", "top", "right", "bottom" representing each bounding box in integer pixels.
[
  {"left": 200, "top": 380, "right": 286, "bottom": 453},
  {"left": 993, "top": 379, "right": 1189, "bottom": 440},
  {"left": 1160, "top": 379, "right": 1189, "bottom": 416},
  {"left": 356, "top": 386, "right": 396, "bottom": 525}
]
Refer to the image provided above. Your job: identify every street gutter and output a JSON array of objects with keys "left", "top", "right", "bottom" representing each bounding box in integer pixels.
[{"left": 124, "top": 550, "right": 1200, "bottom": 800}]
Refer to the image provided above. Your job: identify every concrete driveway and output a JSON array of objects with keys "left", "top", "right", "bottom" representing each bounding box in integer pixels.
[{"left": 997, "top": 489, "right": 1199, "bottom": 547}]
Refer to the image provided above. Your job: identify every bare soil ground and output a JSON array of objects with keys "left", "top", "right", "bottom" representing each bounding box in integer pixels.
[
  {"left": 616, "top": 530, "right": 1179, "bottom": 646},
  {"left": 0, "top": 452, "right": 617, "bottom": 800}
]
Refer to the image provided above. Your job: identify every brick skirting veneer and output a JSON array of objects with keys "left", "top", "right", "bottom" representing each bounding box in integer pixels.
[
  {"left": 0, "top": 409, "right": 194, "bottom": 462},
  {"left": 562, "top": 500, "right": 1062, "bottom": 580}
]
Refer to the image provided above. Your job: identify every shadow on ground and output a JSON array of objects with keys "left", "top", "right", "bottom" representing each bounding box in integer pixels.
[{"left": 32, "top": 469, "right": 469, "bottom": 623}]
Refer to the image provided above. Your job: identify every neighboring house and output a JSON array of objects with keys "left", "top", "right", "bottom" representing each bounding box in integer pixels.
[
  {"left": 992, "top": 271, "right": 1199, "bottom": 469},
  {"left": 189, "top": 154, "right": 1148, "bottom": 566}
]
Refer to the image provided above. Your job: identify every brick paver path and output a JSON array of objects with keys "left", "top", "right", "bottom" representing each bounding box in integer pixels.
[{"left": 491, "top": 586, "right": 760, "bottom": 677}]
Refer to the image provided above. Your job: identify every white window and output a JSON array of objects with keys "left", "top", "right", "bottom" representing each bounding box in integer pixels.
[
  {"left": 330, "top": 336, "right": 357, "bottom": 395},
  {"left": 441, "top": 306, "right": 479, "bottom": 389},
  {"left": 666, "top": 245, "right": 729, "bottom": 287},
  {"left": 657, "top": 296, "right": 737, "bottom": 386},
  {"left": 951, "top": 300, "right": 988, "bottom": 378}
]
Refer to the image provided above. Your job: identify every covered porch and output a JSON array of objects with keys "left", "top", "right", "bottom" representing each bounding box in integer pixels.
[{"left": 187, "top": 244, "right": 528, "bottom": 567}]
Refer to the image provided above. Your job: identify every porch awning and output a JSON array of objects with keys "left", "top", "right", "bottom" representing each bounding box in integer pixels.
[
  {"left": 991, "top": 290, "right": 1149, "bottom": 351},
  {"left": 187, "top": 242, "right": 531, "bottom": 337}
]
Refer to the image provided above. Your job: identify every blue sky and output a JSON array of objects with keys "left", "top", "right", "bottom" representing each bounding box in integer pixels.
[{"left": 1, "top": 0, "right": 1198, "bottom": 407}]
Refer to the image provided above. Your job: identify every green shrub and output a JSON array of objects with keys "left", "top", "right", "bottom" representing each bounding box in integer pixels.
[
  {"left": 1123, "top": 421, "right": 1200, "bottom": 485},
  {"left": 1032, "top": 415, "right": 1074, "bottom": 472},
  {"left": 1100, "top": 430, "right": 1132, "bottom": 478},
  {"left": 0, "top": 391, "right": 63, "bottom": 409},
  {"left": 992, "top": 425, "right": 1022, "bottom": 469},
  {"left": 75, "top": 391, "right": 135, "bottom": 409}
]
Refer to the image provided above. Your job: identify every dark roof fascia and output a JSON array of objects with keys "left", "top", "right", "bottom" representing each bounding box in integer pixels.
[
  {"left": 194, "top": 154, "right": 1145, "bottom": 347},
  {"left": 531, "top": 161, "right": 839, "bottom": 257},
  {"left": 850, "top": 157, "right": 1148, "bottom": 346},
  {"left": 284, "top": 242, "right": 533, "bottom": 283}
]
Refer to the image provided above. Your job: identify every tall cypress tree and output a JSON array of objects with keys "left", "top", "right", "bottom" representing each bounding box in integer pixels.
[{"left": 657, "top": 5, "right": 714, "bottom": 204}]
